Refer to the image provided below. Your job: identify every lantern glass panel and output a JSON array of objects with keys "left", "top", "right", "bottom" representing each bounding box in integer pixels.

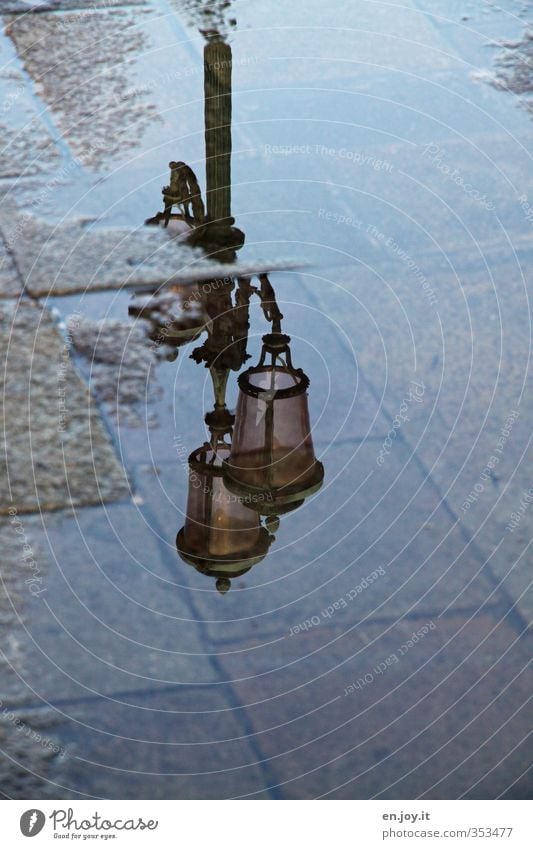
[
  {"left": 228, "top": 367, "right": 318, "bottom": 491},
  {"left": 183, "top": 444, "right": 263, "bottom": 559}
]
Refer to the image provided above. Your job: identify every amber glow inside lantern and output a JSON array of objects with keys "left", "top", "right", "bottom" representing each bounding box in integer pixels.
[
  {"left": 223, "top": 332, "right": 324, "bottom": 506},
  {"left": 176, "top": 426, "right": 273, "bottom": 591}
]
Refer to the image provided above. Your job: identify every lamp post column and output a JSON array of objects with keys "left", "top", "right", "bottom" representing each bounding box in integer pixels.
[{"left": 204, "top": 40, "right": 232, "bottom": 225}]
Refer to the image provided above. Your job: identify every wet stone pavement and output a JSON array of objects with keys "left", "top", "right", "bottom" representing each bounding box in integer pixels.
[{"left": 0, "top": 0, "right": 532, "bottom": 799}]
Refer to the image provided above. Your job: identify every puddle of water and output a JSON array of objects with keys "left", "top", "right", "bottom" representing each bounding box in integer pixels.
[{"left": 2, "top": 0, "right": 532, "bottom": 801}]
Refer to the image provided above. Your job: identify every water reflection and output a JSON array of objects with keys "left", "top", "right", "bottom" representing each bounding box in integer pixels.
[
  {"left": 175, "top": 276, "right": 324, "bottom": 592},
  {"left": 176, "top": 371, "right": 275, "bottom": 596},
  {"left": 135, "top": 21, "right": 324, "bottom": 591},
  {"left": 224, "top": 325, "right": 324, "bottom": 512},
  {"left": 144, "top": 31, "right": 240, "bottom": 266}
]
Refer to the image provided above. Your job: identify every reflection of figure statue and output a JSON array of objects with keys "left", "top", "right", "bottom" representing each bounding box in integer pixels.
[
  {"left": 146, "top": 163, "right": 244, "bottom": 263},
  {"left": 162, "top": 160, "right": 205, "bottom": 225}
]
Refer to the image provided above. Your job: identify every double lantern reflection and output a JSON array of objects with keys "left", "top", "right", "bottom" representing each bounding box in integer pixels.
[{"left": 176, "top": 277, "right": 324, "bottom": 593}]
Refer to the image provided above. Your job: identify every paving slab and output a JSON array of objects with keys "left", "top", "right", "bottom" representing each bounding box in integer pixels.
[
  {"left": 1, "top": 517, "right": 45, "bottom": 697},
  {"left": 0, "top": 216, "right": 200, "bottom": 295},
  {"left": 0, "top": 511, "right": 276, "bottom": 799},
  {"left": 4, "top": 6, "right": 159, "bottom": 169},
  {"left": 0, "top": 113, "right": 60, "bottom": 178},
  {"left": 0, "top": 209, "right": 302, "bottom": 295},
  {"left": 11, "top": 501, "right": 225, "bottom": 698},
  {"left": 0, "top": 230, "right": 20, "bottom": 296},
  {"left": 33, "top": 684, "right": 278, "bottom": 799},
  {"left": 0, "top": 706, "right": 66, "bottom": 798},
  {"left": 292, "top": 229, "right": 533, "bottom": 632},
  {"left": 0, "top": 519, "right": 67, "bottom": 798},
  {"left": 428, "top": 438, "right": 533, "bottom": 630},
  {"left": 0, "top": 298, "right": 130, "bottom": 513},
  {"left": 0, "top": 22, "right": 62, "bottom": 178},
  {"left": 67, "top": 314, "right": 165, "bottom": 428},
  {"left": 214, "top": 611, "right": 532, "bottom": 798}
]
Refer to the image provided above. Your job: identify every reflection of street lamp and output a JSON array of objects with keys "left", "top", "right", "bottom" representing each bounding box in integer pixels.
[
  {"left": 155, "top": 14, "right": 325, "bottom": 590},
  {"left": 176, "top": 369, "right": 274, "bottom": 594},
  {"left": 223, "top": 330, "right": 324, "bottom": 510}
]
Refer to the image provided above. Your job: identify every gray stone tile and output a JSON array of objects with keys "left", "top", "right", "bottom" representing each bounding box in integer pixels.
[
  {"left": 0, "top": 217, "right": 201, "bottom": 296},
  {"left": 0, "top": 508, "right": 274, "bottom": 798},
  {"left": 0, "top": 114, "right": 60, "bottom": 179},
  {"left": 67, "top": 314, "right": 165, "bottom": 429},
  {"left": 4, "top": 6, "right": 158, "bottom": 170},
  {"left": 312, "top": 240, "right": 533, "bottom": 629},
  {"left": 216, "top": 612, "right": 532, "bottom": 798},
  {"left": 0, "top": 517, "right": 47, "bottom": 698},
  {"left": 242, "top": 115, "right": 533, "bottom": 279},
  {"left": 35, "top": 685, "right": 277, "bottom": 799},
  {"left": 0, "top": 708, "right": 67, "bottom": 799},
  {"left": 0, "top": 211, "right": 300, "bottom": 296},
  {"left": 420, "top": 429, "right": 533, "bottom": 629},
  {"left": 0, "top": 518, "right": 67, "bottom": 798},
  {"left": 0, "top": 299, "right": 130, "bottom": 513},
  {"left": 0, "top": 231, "right": 21, "bottom": 296},
  {"left": 8, "top": 504, "right": 224, "bottom": 707},
  {"left": 300, "top": 239, "right": 529, "bottom": 480},
  {"left": 0, "top": 28, "right": 61, "bottom": 178}
]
